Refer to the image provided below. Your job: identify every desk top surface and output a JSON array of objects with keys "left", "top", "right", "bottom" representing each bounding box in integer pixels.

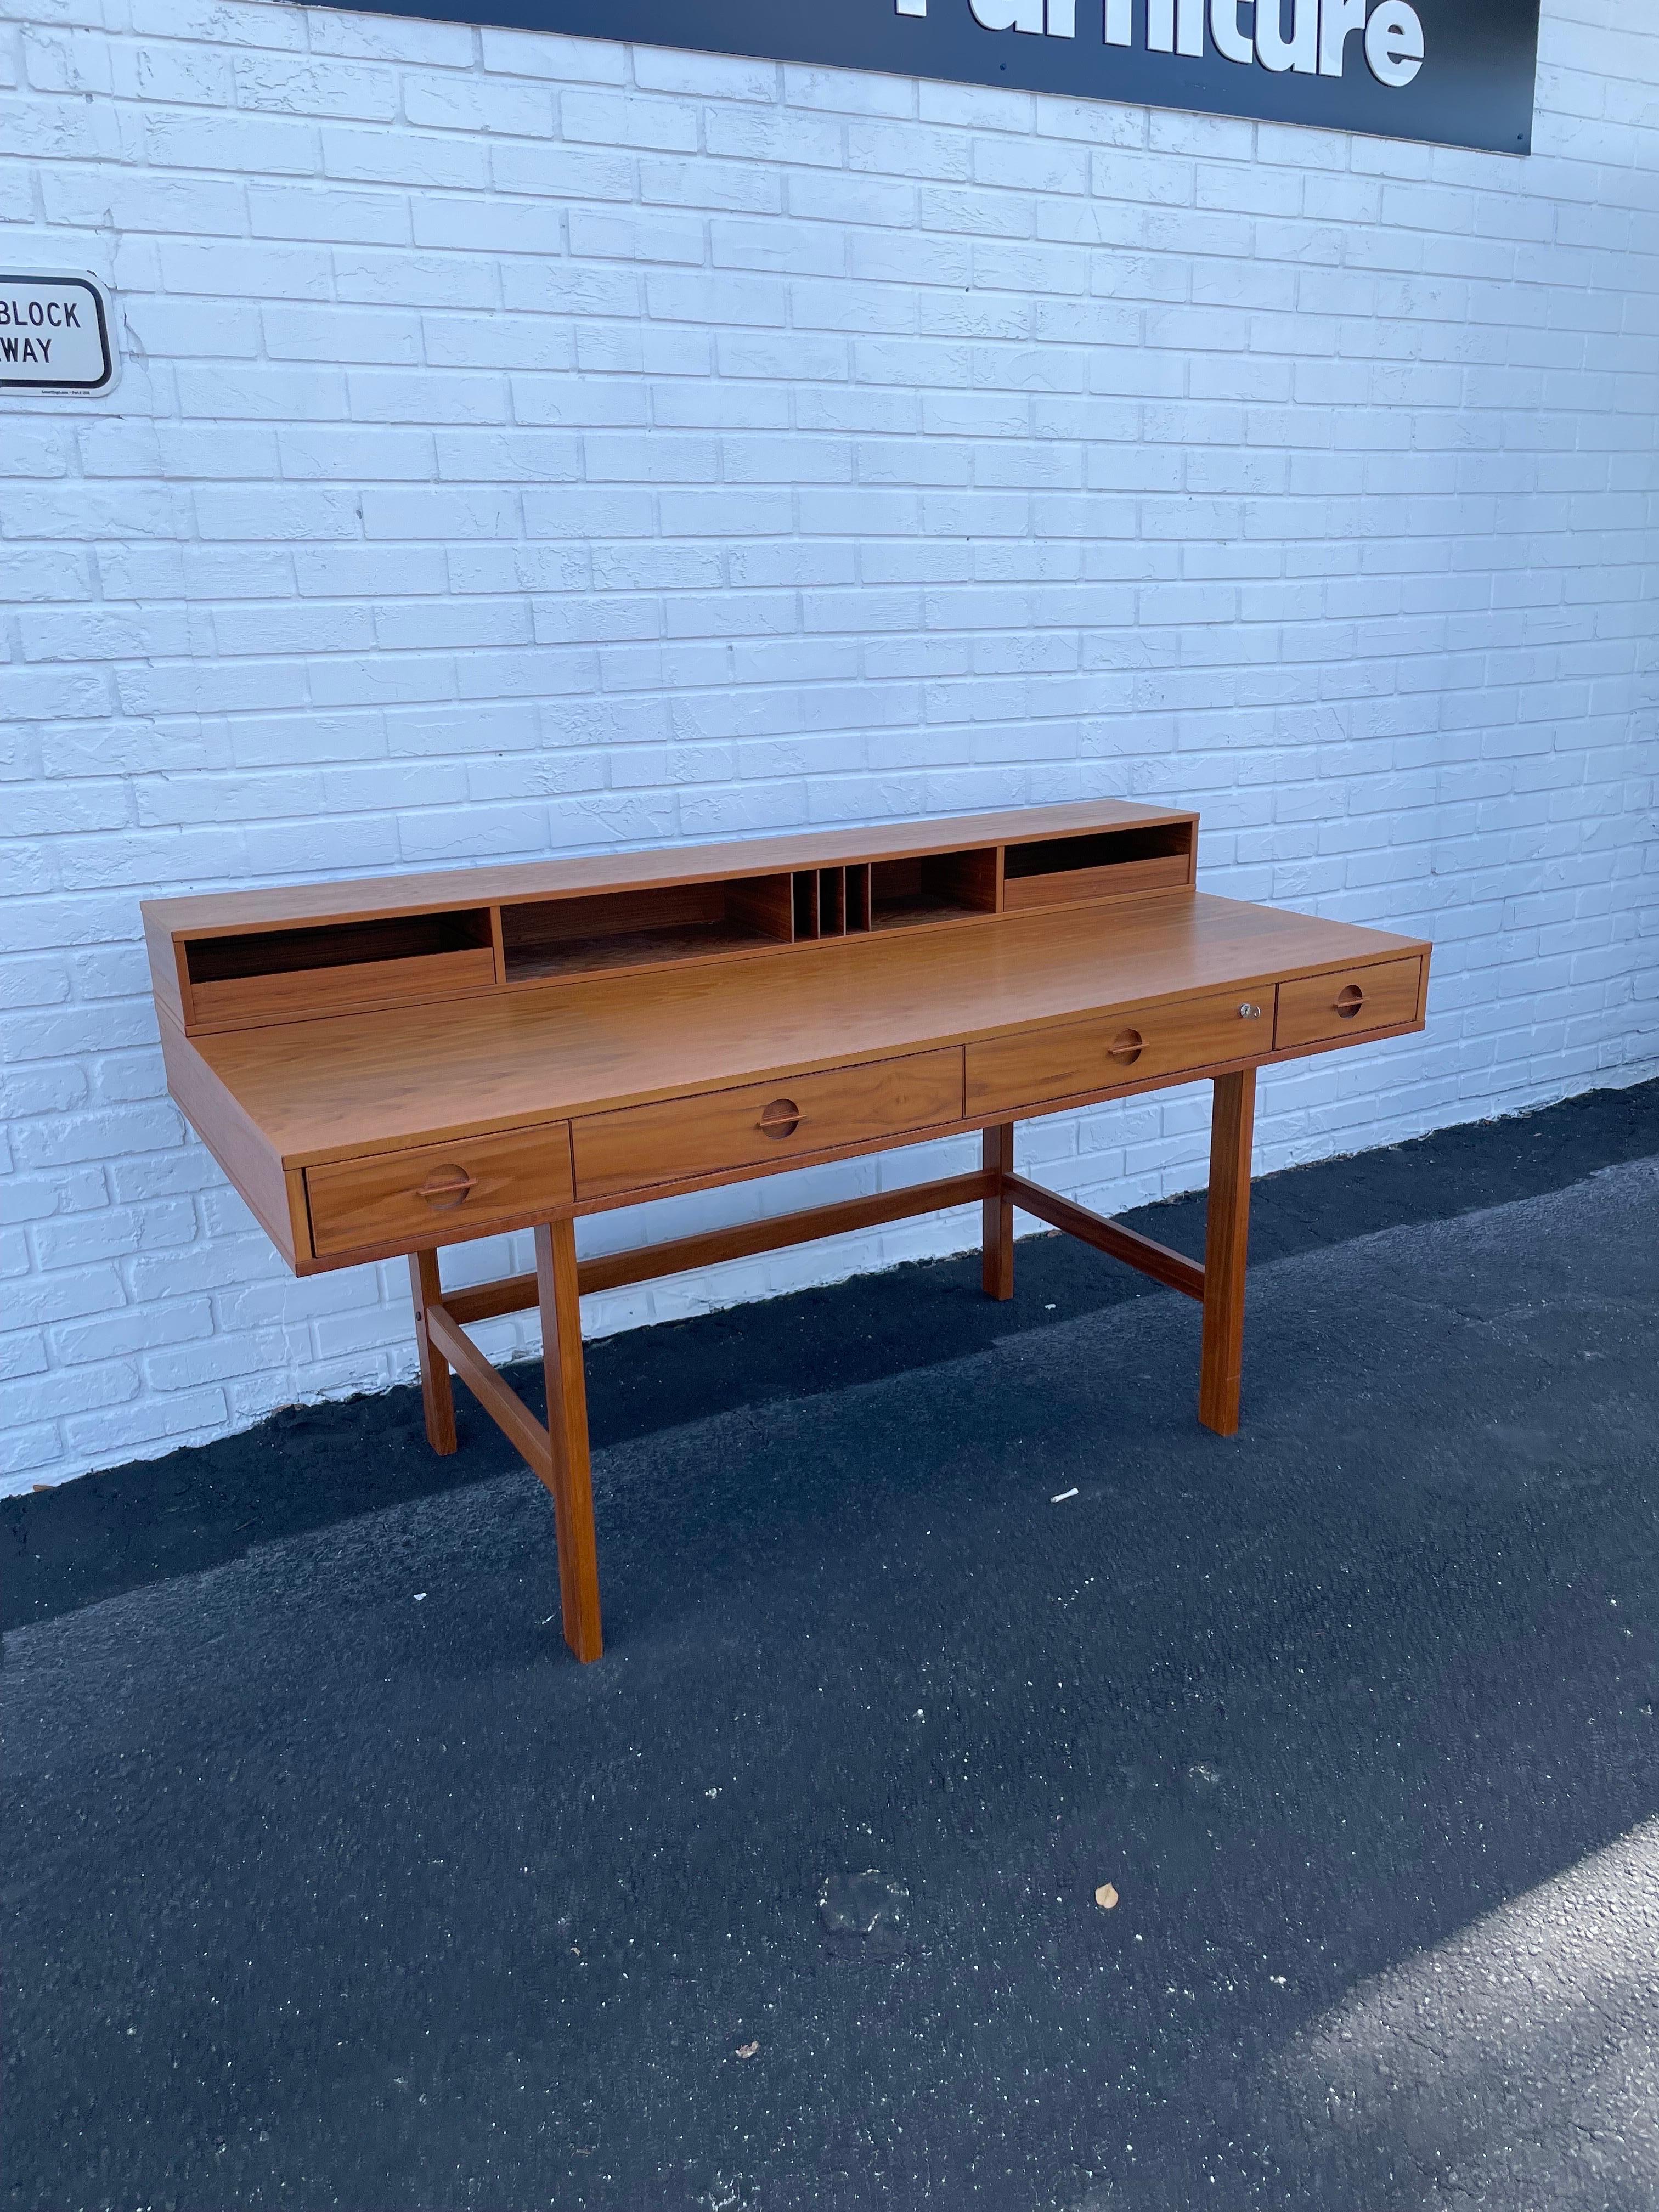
[{"left": 190, "top": 892, "right": 1427, "bottom": 1169}]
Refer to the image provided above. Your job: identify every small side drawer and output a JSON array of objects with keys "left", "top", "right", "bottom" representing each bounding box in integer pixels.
[
  {"left": 306, "top": 1121, "right": 574, "bottom": 1259},
  {"left": 966, "top": 989, "right": 1269, "bottom": 1118},
  {"left": 572, "top": 1048, "right": 964, "bottom": 1201},
  {"left": 1274, "top": 956, "right": 1423, "bottom": 1052}
]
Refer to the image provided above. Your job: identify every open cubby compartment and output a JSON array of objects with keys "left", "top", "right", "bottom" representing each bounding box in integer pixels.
[
  {"left": 1001, "top": 822, "right": 1193, "bottom": 912},
  {"left": 870, "top": 848, "right": 999, "bottom": 932},
  {"left": 184, "top": 909, "right": 496, "bottom": 1030},
  {"left": 501, "top": 874, "right": 794, "bottom": 983}
]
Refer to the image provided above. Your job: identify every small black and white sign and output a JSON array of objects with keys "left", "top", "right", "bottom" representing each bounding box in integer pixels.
[
  {"left": 337, "top": 0, "right": 1539, "bottom": 155},
  {"left": 0, "top": 272, "right": 117, "bottom": 394}
]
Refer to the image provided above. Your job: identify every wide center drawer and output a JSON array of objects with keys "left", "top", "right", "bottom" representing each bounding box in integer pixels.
[
  {"left": 966, "top": 989, "right": 1268, "bottom": 1118},
  {"left": 572, "top": 1048, "right": 964, "bottom": 1201},
  {"left": 306, "top": 1121, "right": 574, "bottom": 1260}
]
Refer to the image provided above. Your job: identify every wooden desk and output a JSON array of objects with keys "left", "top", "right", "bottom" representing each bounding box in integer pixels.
[{"left": 144, "top": 801, "right": 1430, "bottom": 1662}]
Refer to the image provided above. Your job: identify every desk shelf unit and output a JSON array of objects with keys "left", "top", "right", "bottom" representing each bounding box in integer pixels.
[{"left": 148, "top": 801, "right": 1198, "bottom": 1038}]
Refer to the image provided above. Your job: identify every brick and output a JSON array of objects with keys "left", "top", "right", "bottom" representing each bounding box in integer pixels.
[
  {"left": 324, "top": 124, "right": 488, "bottom": 190},
  {"left": 121, "top": 38, "right": 234, "bottom": 106},
  {"left": 64, "top": 1386, "right": 230, "bottom": 1460},
  {"left": 22, "top": 26, "right": 112, "bottom": 95},
  {"left": 144, "top": 101, "right": 315, "bottom": 174},
  {"left": 423, "top": 313, "right": 575, "bottom": 370},
  {"left": 405, "top": 72, "right": 554, "bottom": 138},
  {"left": 492, "top": 142, "right": 634, "bottom": 200},
  {"left": 563, "top": 90, "right": 699, "bottom": 154},
  {"left": 349, "top": 369, "right": 509, "bottom": 424},
  {"left": 480, "top": 27, "right": 628, "bottom": 83},
  {"left": 640, "top": 156, "right": 779, "bottom": 213},
  {"left": 308, "top": 12, "right": 474, "bottom": 65}
]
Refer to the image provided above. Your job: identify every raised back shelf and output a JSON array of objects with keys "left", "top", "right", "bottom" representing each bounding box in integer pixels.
[{"left": 146, "top": 800, "right": 1198, "bottom": 1037}]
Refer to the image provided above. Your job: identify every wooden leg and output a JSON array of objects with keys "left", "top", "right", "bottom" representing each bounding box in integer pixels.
[
  {"left": 981, "top": 1123, "right": 1016, "bottom": 1301},
  {"left": 1199, "top": 1068, "right": 1256, "bottom": 1437},
  {"left": 408, "top": 1248, "right": 457, "bottom": 1455},
  {"left": 535, "top": 1218, "right": 603, "bottom": 1664}
]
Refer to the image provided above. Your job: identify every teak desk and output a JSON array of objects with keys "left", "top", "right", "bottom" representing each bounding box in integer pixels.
[{"left": 144, "top": 800, "right": 1430, "bottom": 1662}]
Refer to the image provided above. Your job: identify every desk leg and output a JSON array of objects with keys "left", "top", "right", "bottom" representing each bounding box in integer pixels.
[
  {"left": 1199, "top": 1068, "right": 1256, "bottom": 1437},
  {"left": 535, "top": 1218, "right": 603, "bottom": 1664},
  {"left": 981, "top": 1122, "right": 1016, "bottom": 1300},
  {"left": 409, "top": 1249, "right": 457, "bottom": 1455}
]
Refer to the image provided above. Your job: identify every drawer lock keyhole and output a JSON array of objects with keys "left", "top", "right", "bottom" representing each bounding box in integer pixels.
[
  {"left": 757, "top": 1098, "right": 802, "bottom": 1140},
  {"left": 1335, "top": 984, "right": 1365, "bottom": 1020},
  {"left": 1107, "top": 1029, "right": 1144, "bottom": 1066},
  {"left": 419, "top": 1165, "right": 477, "bottom": 1210}
]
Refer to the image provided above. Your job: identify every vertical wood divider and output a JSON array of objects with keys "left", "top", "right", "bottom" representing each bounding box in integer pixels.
[{"left": 847, "top": 863, "right": 871, "bottom": 931}]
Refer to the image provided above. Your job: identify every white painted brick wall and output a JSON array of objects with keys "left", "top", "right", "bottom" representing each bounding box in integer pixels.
[{"left": 2, "top": 0, "right": 1655, "bottom": 1492}]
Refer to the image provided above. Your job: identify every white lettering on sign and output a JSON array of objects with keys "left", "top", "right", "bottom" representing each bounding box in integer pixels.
[
  {"left": 1364, "top": 0, "right": 1424, "bottom": 84},
  {"left": 0, "top": 272, "right": 116, "bottom": 392},
  {"left": 900, "top": 0, "right": 1424, "bottom": 80}
]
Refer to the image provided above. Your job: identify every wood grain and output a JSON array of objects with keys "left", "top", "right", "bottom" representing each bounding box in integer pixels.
[
  {"left": 409, "top": 1248, "right": 457, "bottom": 1457},
  {"left": 187, "top": 895, "right": 1429, "bottom": 1171},
  {"left": 1001, "top": 852, "right": 1190, "bottom": 912},
  {"left": 981, "top": 1124, "right": 1015, "bottom": 1301},
  {"left": 187, "top": 945, "right": 498, "bottom": 1034},
  {"left": 143, "top": 905, "right": 190, "bottom": 1030},
  {"left": 1002, "top": 1173, "right": 1205, "bottom": 1300},
  {"left": 571, "top": 1048, "right": 964, "bottom": 1203},
  {"left": 141, "top": 798, "right": 1197, "bottom": 938},
  {"left": 537, "top": 1219, "right": 602, "bottom": 1664},
  {"left": 966, "top": 985, "right": 1270, "bottom": 1119},
  {"left": 1198, "top": 1069, "right": 1256, "bottom": 1437},
  {"left": 307, "top": 1120, "right": 573, "bottom": 1259},
  {"left": 439, "top": 1169, "right": 999, "bottom": 1324},
  {"left": 157, "top": 1012, "right": 307, "bottom": 1267},
  {"left": 426, "top": 1299, "right": 552, "bottom": 1483},
  {"left": 1274, "top": 955, "right": 1424, "bottom": 1052}
]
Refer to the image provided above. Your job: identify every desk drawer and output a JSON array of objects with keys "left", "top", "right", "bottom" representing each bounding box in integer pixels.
[
  {"left": 572, "top": 1049, "right": 964, "bottom": 1201},
  {"left": 1274, "top": 957, "right": 1423, "bottom": 1051},
  {"left": 966, "top": 990, "right": 1267, "bottom": 1118},
  {"left": 306, "top": 1122, "right": 574, "bottom": 1259}
]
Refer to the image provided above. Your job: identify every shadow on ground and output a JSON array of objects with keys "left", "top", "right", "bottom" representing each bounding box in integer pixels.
[
  {"left": 5, "top": 1079, "right": 1655, "bottom": 1634},
  {"left": 2, "top": 1085, "right": 1656, "bottom": 2211}
]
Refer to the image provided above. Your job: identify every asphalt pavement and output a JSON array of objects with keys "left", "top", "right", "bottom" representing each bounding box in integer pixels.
[{"left": 4, "top": 1080, "right": 1656, "bottom": 2211}]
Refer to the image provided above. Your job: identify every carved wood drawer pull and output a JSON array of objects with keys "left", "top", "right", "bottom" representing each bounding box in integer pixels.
[
  {"left": 418, "top": 1165, "right": 478, "bottom": 1209},
  {"left": 1107, "top": 1028, "right": 1144, "bottom": 1066},
  {"left": 1335, "top": 983, "right": 1365, "bottom": 1019},
  {"left": 757, "top": 1099, "right": 802, "bottom": 1139}
]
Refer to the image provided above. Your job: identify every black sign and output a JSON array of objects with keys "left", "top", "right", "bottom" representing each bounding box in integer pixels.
[{"left": 343, "top": 0, "right": 1538, "bottom": 155}]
